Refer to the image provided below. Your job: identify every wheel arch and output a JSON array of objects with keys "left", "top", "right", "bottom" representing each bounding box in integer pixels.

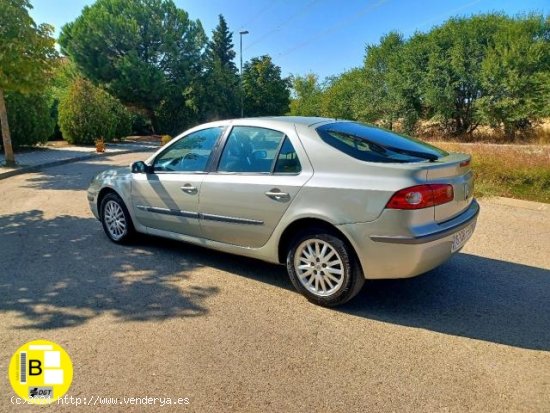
[
  {"left": 277, "top": 218, "right": 362, "bottom": 273},
  {"left": 97, "top": 187, "right": 122, "bottom": 218}
]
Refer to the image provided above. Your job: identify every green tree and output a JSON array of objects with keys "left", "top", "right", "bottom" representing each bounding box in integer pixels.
[
  {"left": 59, "top": 78, "right": 131, "bottom": 145},
  {"left": 49, "top": 58, "right": 79, "bottom": 103},
  {"left": 364, "top": 32, "right": 416, "bottom": 131},
  {"left": 478, "top": 14, "right": 550, "bottom": 138},
  {"left": 201, "top": 15, "right": 239, "bottom": 120},
  {"left": 48, "top": 58, "right": 79, "bottom": 140},
  {"left": 242, "top": 55, "right": 291, "bottom": 117},
  {"left": 289, "top": 73, "right": 323, "bottom": 116},
  {"left": 5, "top": 92, "right": 55, "bottom": 148},
  {"left": 320, "top": 68, "right": 369, "bottom": 121},
  {"left": 391, "top": 32, "right": 430, "bottom": 133},
  {"left": 422, "top": 14, "right": 508, "bottom": 135},
  {"left": 59, "top": 0, "right": 206, "bottom": 130},
  {"left": 0, "top": 0, "right": 57, "bottom": 165}
]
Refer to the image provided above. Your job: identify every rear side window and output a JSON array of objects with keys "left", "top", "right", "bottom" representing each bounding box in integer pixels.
[
  {"left": 316, "top": 122, "right": 447, "bottom": 163},
  {"left": 274, "top": 138, "right": 301, "bottom": 174}
]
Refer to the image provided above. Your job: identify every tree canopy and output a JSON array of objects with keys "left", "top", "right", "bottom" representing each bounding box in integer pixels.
[
  {"left": 0, "top": 0, "right": 57, "bottom": 164},
  {"left": 0, "top": 0, "right": 57, "bottom": 93},
  {"left": 477, "top": 15, "right": 550, "bottom": 135},
  {"left": 201, "top": 14, "right": 240, "bottom": 120},
  {"left": 242, "top": 55, "right": 291, "bottom": 117},
  {"left": 321, "top": 69, "right": 369, "bottom": 121},
  {"left": 59, "top": 0, "right": 206, "bottom": 129},
  {"left": 3, "top": 3, "right": 548, "bottom": 150},
  {"left": 290, "top": 13, "right": 550, "bottom": 140},
  {"left": 289, "top": 74, "right": 323, "bottom": 117}
]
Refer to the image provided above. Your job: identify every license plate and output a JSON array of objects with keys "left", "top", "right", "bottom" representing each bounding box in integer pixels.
[{"left": 451, "top": 223, "right": 474, "bottom": 253}]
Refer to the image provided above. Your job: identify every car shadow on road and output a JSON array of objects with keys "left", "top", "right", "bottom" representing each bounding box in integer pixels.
[
  {"left": 339, "top": 254, "right": 550, "bottom": 351},
  {"left": 137, "top": 235, "right": 550, "bottom": 351},
  {"left": 0, "top": 210, "right": 218, "bottom": 330},
  {"left": 2, "top": 209, "right": 548, "bottom": 351}
]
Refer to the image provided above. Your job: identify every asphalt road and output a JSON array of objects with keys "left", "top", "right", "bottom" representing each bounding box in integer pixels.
[{"left": 0, "top": 152, "right": 549, "bottom": 412}]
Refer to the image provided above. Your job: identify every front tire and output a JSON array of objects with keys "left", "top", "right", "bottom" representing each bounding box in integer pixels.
[
  {"left": 100, "top": 193, "right": 134, "bottom": 243},
  {"left": 287, "top": 231, "right": 365, "bottom": 307}
]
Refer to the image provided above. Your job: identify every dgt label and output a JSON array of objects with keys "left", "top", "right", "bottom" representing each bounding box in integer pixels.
[
  {"left": 8, "top": 340, "right": 73, "bottom": 404},
  {"left": 29, "top": 387, "right": 53, "bottom": 399}
]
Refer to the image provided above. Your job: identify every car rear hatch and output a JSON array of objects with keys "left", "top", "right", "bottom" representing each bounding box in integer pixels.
[
  {"left": 423, "top": 153, "right": 474, "bottom": 223},
  {"left": 313, "top": 121, "right": 475, "bottom": 222}
]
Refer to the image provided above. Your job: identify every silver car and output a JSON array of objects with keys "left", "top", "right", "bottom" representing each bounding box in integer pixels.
[{"left": 88, "top": 117, "right": 479, "bottom": 306}]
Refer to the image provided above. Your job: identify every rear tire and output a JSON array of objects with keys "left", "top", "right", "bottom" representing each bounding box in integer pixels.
[
  {"left": 286, "top": 231, "right": 365, "bottom": 307},
  {"left": 100, "top": 193, "right": 135, "bottom": 244}
]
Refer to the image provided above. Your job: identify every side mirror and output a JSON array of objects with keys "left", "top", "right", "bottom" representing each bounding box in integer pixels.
[{"left": 131, "top": 161, "right": 151, "bottom": 174}]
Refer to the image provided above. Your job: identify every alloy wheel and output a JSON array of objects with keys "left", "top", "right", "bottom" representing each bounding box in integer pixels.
[
  {"left": 293, "top": 238, "right": 345, "bottom": 297},
  {"left": 103, "top": 200, "right": 127, "bottom": 241}
]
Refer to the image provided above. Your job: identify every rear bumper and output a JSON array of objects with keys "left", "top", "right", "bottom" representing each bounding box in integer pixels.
[
  {"left": 338, "top": 200, "right": 480, "bottom": 280},
  {"left": 370, "top": 200, "right": 479, "bottom": 244}
]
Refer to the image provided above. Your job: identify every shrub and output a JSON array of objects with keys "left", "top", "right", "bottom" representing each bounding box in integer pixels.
[
  {"left": 155, "top": 98, "right": 198, "bottom": 136},
  {"left": 130, "top": 111, "right": 152, "bottom": 135},
  {"left": 5, "top": 92, "right": 55, "bottom": 148},
  {"left": 111, "top": 100, "right": 132, "bottom": 141},
  {"left": 58, "top": 78, "right": 131, "bottom": 145}
]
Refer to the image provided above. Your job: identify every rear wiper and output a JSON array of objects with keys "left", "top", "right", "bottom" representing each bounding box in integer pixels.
[
  {"left": 356, "top": 136, "right": 438, "bottom": 162},
  {"left": 384, "top": 145, "right": 439, "bottom": 162},
  {"left": 341, "top": 132, "right": 439, "bottom": 162}
]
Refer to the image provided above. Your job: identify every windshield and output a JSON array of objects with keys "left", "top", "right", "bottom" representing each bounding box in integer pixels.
[{"left": 316, "top": 122, "right": 448, "bottom": 163}]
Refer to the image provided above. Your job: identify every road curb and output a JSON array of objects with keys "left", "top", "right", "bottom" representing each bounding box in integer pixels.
[{"left": 0, "top": 146, "right": 154, "bottom": 181}]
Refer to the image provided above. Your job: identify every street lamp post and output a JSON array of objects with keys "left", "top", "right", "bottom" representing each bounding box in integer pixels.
[{"left": 239, "top": 30, "right": 249, "bottom": 118}]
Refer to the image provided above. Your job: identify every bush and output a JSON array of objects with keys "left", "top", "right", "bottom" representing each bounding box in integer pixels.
[
  {"left": 111, "top": 100, "right": 132, "bottom": 141},
  {"left": 130, "top": 111, "right": 153, "bottom": 135},
  {"left": 58, "top": 78, "right": 131, "bottom": 145},
  {"left": 5, "top": 92, "right": 55, "bottom": 148},
  {"left": 155, "top": 97, "right": 198, "bottom": 136}
]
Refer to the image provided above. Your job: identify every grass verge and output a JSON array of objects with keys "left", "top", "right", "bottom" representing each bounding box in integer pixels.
[{"left": 434, "top": 142, "right": 550, "bottom": 204}]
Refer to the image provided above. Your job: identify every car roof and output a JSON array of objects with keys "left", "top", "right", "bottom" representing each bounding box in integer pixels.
[
  {"left": 250, "top": 116, "right": 339, "bottom": 127},
  {"left": 179, "top": 116, "right": 350, "bottom": 138}
]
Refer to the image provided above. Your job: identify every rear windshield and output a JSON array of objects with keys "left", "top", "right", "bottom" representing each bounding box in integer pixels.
[{"left": 316, "top": 122, "right": 447, "bottom": 163}]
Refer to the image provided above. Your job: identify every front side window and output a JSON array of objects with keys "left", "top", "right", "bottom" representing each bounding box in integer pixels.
[
  {"left": 218, "top": 126, "right": 286, "bottom": 173},
  {"left": 316, "top": 122, "right": 448, "bottom": 163},
  {"left": 153, "top": 127, "right": 223, "bottom": 172}
]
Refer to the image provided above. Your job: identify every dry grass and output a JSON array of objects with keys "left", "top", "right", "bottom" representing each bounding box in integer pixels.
[
  {"left": 434, "top": 142, "right": 550, "bottom": 203},
  {"left": 417, "top": 119, "right": 550, "bottom": 145}
]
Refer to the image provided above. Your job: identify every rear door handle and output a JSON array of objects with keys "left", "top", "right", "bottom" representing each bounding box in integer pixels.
[
  {"left": 181, "top": 184, "right": 198, "bottom": 194},
  {"left": 265, "top": 189, "right": 290, "bottom": 202}
]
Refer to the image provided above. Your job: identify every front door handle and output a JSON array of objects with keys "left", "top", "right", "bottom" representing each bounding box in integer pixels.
[
  {"left": 181, "top": 184, "right": 198, "bottom": 194},
  {"left": 265, "top": 188, "right": 290, "bottom": 202}
]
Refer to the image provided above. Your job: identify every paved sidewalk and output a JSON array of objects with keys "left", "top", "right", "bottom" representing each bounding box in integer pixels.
[{"left": 0, "top": 142, "right": 158, "bottom": 180}]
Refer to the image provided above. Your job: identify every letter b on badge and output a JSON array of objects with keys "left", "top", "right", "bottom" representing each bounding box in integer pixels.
[{"left": 29, "top": 360, "right": 42, "bottom": 376}]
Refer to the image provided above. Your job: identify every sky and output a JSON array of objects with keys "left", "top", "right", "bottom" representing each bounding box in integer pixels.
[{"left": 29, "top": 0, "right": 549, "bottom": 80}]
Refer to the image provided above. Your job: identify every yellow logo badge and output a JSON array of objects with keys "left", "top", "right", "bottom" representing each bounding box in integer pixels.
[{"left": 8, "top": 339, "right": 73, "bottom": 404}]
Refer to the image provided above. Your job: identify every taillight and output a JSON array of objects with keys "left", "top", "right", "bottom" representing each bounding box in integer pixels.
[{"left": 386, "top": 184, "right": 454, "bottom": 210}]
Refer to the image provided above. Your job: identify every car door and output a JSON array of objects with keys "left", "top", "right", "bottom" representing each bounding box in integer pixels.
[
  {"left": 131, "top": 126, "right": 224, "bottom": 237},
  {"left": 199, "top": 125, "right": 312, "bottom": 248}
]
